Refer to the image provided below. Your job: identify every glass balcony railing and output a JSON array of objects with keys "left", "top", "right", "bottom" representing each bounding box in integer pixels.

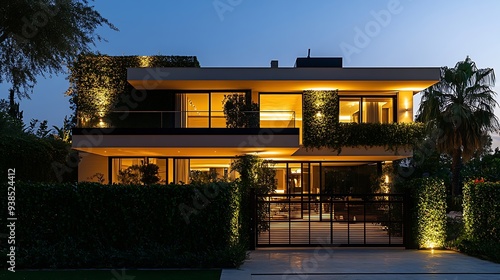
[{"left": 77, "top": 110, "right": 296, "bottom": 129}]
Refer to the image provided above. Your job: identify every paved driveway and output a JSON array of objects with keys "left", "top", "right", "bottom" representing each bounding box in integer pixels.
[{"left": 221, "top": 248, "right": 500, "bottom": 280}]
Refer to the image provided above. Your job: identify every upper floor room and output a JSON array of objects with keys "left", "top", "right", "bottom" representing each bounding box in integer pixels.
[{"left": 71, "top": 55, "right": 440, "bottom": 137}]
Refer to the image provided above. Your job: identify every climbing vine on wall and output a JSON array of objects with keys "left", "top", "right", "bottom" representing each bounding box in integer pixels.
[
  {"left": 66, "top": 53, "right": 200, "bottom": 127},
  {"left": 302, "top": 88, "right": 424, "bottom": 152},
  {"left": 302, "top": 90, "right": 339, "bottom": 148}
]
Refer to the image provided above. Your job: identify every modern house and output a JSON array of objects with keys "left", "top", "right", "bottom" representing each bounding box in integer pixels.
[{"left": 71, "top": 55, "right": 440, "bottom": 246}]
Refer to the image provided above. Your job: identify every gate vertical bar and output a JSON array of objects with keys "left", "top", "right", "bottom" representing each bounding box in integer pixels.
[
  {"left": 347, "top": 196, "right": 350, "bottom": 245},
  {"left": 363, "top": 197, "right": 367, "bottom": 245},
  {"left": 330, "top": 194, "right": 333, "bottom": 244}
]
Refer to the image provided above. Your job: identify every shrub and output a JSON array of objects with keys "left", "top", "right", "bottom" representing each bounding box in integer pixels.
[
  {"left": 0, "top": 181, "right": 246, "bottom": 268},
  {"left": 222, "top": 93, "right": 259, "bottom": 128},
  {"left": 402, "top": 177, "right": 447, "bottom": 249},
  {"left": 463, "top": 181, "right": 500, "bottom": 243}
]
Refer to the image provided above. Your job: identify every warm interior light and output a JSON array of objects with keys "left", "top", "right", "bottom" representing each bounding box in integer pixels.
[
  {"left": 260, "top": 112, "right": 294, "bottom": 120},
  {"left": 316, "top": 112, "right": 322, "bottom": 118},
  {"left": 339, "top": 115, "right": 351, "bottom": 121},
  {"left": 306, "top": 88, "right": 338, "bottom": 91},
  {"left": 291, "top": 168, "right": 301, "bottom": 174}
]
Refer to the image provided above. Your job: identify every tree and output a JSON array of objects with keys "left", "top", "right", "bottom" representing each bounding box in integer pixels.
[
  {"left": 0, "top": 0, "right": 117, "bottom": 98},
  {"left": 416, "top": 57, "right": 499, "bottom": 196},
  {"left": 223, "top": 93, "right": 259, "bottom": 128},
  {"left": 231, "top": 155, "right": 276, "bottom": 237}
]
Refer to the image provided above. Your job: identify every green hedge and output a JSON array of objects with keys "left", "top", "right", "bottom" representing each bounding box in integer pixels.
[
  {"left": 403, "top": 177, "right": 447, "bottom": 249},
  {"left": 303, "top": 120, "right": 424, "bottom": 153},
  {"left": 335, "top": 122, "right": 424, "bottom": 152},
  {"left": 463, "top": 182, "right": 500, "bottom": 242},
  {"left": 0, "top": 182, "right": 246, "bottom": 268}
]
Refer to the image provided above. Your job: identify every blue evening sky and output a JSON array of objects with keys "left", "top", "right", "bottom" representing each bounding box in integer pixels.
[{"left": 3, "top": 0, "right": 500, "bottom": 147}]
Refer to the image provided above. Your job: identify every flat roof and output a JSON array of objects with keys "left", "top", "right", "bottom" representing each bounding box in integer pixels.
[{"left": 127, "top": 67, "right": 440, "bottom": 93}]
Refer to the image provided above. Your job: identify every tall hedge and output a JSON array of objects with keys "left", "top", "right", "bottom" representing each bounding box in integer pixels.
[
  {"left": 0, "top": 182, "right": 246, "bottom": 268},
  {"left": 463, "top": 182, "right": 500, "bottom": 242},
  {"left": 403, "top": 177, "right": 447, "bottom": 249}
]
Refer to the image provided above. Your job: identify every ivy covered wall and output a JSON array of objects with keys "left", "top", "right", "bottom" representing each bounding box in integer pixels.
[
  {"left": 66, "top": 54, "right": 199, "bottom": 127},
  {"left": 302, "top": 89, "right": 424, "bottom": 151},
  {"left": 302, "top": 90, "right": 339, "bottom": 148}
]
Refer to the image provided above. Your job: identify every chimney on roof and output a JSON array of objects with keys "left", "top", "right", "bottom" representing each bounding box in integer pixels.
[
  {"left": 295, "top": 56, "right": 343, "bottom": 68},
  {"left": 270, "top": 60, "right": 278, "bottom": 68}
]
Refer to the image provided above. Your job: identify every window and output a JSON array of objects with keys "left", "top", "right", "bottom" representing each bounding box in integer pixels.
[
  {"left": 176, "top": 92, "right": 246, "bottom": 128},
  {"left": 112, "top": 157, "right": 168, "bottom": 184},
  {"left": 259, "top": 93, "right": 301, "bottom": 128},
  {"left": 339, "top": 98, "right": 360, "bottom": 123},
  {"left": 185, "top": 93, "right": 209, "bottom": 127},
  {"left": 339, "top": 96, "right": 395, "bottom": 123},
  {"left": 210, "top": 92, "right": 228, "bottom": 128},
  {"left": 362, "top": 97, "right": 393, "bottom": 123},
  {"left": 112, "top": 158, "right": 144, "bottom": 184},
  {"left": 189, "top": 158, "right": 234, "bottom": 181},
  {"left": 148, "top": 158, "right": 167, "bottom": 183}
]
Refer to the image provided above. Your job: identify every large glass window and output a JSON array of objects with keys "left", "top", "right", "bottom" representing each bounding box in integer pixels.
[
  {"left": 176, "top": 92, "right": 247, "bottom": 128},
  {"left": 259, "top": 93, "right": 301, "bottom": 128},
  {"left": 362, "top": 97, "right": 393, "bottom": 123},
  {"left": 339, "top": 98, "right": 360, "bottom": 123},
  {"left": 339, "top": 96, "right": 394, "bottom": 123},
  {"left": 260, "top": 93, "right": 303, "bottom": 143},
  {"left": 112, "top": 158, "right": 144, "bottom": 184},
  {"left": 273, "top": 163, "right": 287, "bottom": 194},
  {"left": 185, "top": 93, "right": 209, "bottom": 127},
  {"left": 112, "top": 157, "right": 168, "bottom": 184},
  {"left": 210, "top": 93, "right": 228, "bottom": 128},
  {"left": 148, "top": 158, "right": 167, "bottom": 183},
  {"left": 189, "top": 158, "right": 233, "bottom": 181}
]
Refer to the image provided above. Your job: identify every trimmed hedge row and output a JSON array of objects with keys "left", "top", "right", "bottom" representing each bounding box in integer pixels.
[
  {"left": 303, "top": 121, "right": 424, "bottom": 153},
  {"left": 402, "top": 177, "right": 447, "bottom": 249},
  {"left": 336, "top": 123, "right": 425, "bottom": 152},
  {"left": 463, "top": 182, "right": 500, "bottom": 242},
  {"left": 0, "top": 182, "right": 246, "bottom": 268}
]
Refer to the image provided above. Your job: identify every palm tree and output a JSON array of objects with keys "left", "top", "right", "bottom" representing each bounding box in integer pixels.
[{"left": 416, "top": 57, "right": 499, "bottom": 196}]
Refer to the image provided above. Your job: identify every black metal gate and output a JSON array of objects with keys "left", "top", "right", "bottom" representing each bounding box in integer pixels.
[{"left": 254, "top": 194, "right": 405, "bottom": 247}]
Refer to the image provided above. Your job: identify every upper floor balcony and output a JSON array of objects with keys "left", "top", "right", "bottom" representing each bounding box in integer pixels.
[{"left": 77, "top": 110, "right": 297, "bottom": 129}]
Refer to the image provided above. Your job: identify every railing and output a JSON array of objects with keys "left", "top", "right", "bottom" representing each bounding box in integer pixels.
[{"left": 77, "top": 110, "right": 296, "bottom": 129}]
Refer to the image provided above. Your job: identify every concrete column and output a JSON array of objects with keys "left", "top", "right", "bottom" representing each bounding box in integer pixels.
[{"left": 397, "top": 91, "right": 414, "bottom": 123}]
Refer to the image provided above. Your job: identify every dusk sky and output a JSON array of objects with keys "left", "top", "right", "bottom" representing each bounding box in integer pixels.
[{"left": 2, "top": 0, "right": 500, "bottom": 147}]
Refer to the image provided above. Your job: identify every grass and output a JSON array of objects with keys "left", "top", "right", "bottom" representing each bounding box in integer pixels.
[{"left": 0, "top": 269, "right": 221, "bottom": 280}]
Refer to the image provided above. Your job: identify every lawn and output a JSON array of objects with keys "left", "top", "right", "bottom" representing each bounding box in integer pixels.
[{"left": 0, "top": 269, "right": 221, "bottom": 280}]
